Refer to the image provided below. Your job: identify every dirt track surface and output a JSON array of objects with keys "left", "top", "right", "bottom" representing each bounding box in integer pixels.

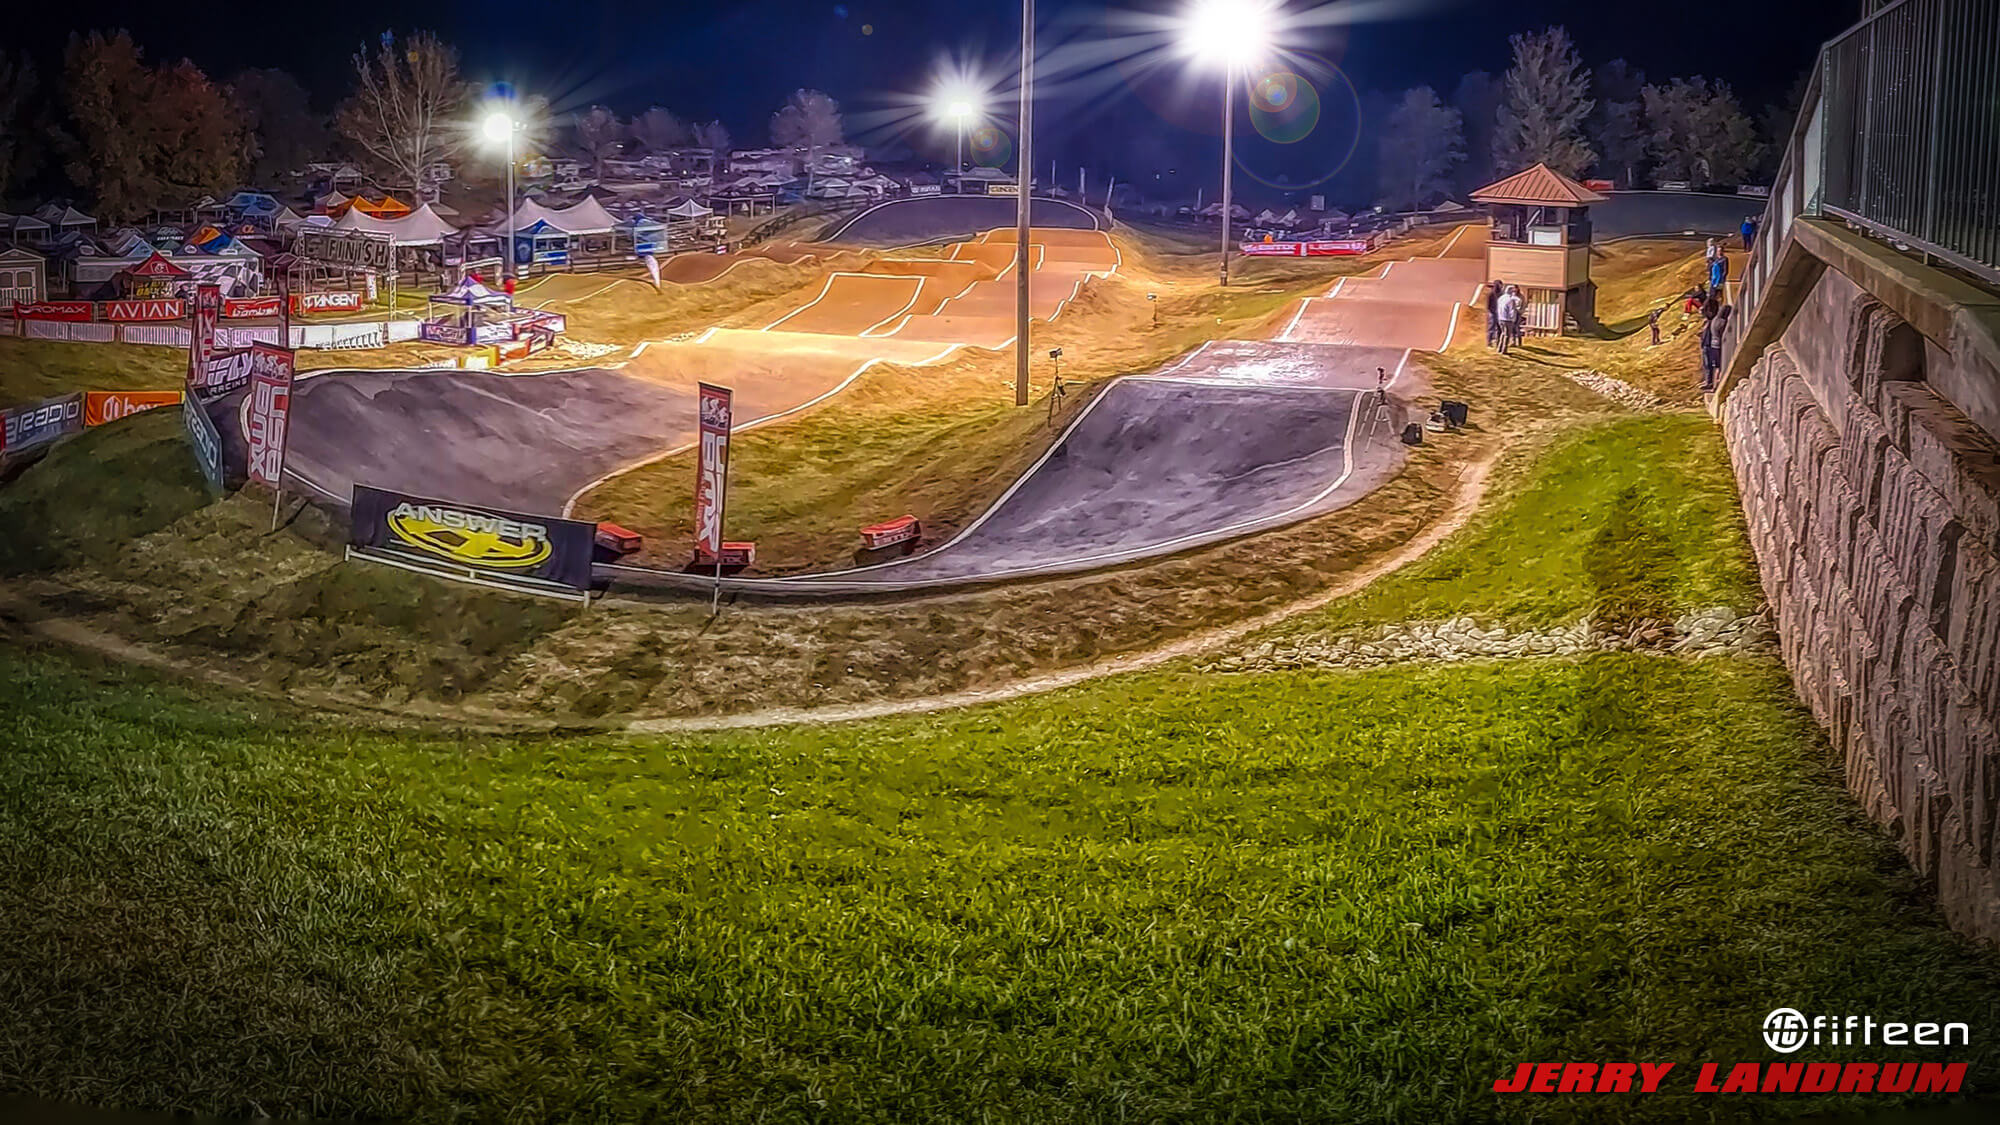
[
  {"left": 1280, "top": 296, "right": 1463, "bottom": 350},
  {"left": 825, "top": 195, "right": 1102, "bottom": 246}
]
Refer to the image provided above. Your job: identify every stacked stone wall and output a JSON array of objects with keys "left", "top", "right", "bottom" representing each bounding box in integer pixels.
[{"left": 1723, "top": 269, "right": 2000, "bottom": 941}]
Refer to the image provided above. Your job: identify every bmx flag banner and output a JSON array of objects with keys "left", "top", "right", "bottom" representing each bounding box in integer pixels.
[
  {"left": 244, "top": 344, "right": 295, "bottom": 489},
  {"left": 694, "top": 383, "right": 732, "bottom": 562},
  {"left": 188, "top": 284, "right": 222, "bottom": 386},
  {"left": 348, "top": 484, "right": 596, "bottom": 595}
]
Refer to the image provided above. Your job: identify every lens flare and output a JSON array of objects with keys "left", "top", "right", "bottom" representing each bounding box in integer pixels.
[
  {"left": 1248, "top": 70, "right": 1318, "bottom": 144},
  {"left": 970, "top": 124, "right": 1013, "bottom": 168}
]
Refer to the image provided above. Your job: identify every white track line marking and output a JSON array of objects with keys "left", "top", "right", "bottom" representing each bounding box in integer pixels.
[
  {"left": 823, "top": 196, "right": 1103, "bottom": 242},
  {"left": 1325, "top": 277, "right": 1348, "bottom": 298},
  {"left": 1437, "top": 223, "right": 1471, "bottom": 257},
  {"left": 1279, "top": 299, "right": 1311, "bottom": 342},
  {"left": 857, "top": 278, "right": 931, "bottom": 335},
  {"left": 1440, "top": 303, "right": 1462, "bottom": 351}
]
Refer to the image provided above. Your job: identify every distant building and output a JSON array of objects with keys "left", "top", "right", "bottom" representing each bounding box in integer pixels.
[{"left": 0, "top": 245, "right": 47, "bottom": 308}]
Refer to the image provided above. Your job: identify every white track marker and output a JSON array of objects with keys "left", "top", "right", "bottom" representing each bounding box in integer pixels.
[
  {"left": 857, "top": 277, "right": 932, "bottom": 336},
  {"left": 1436, "top": 223, "right": 1471, "bottom": 258},
  {"left": 1279, "top": 298, "right": 1312, "bottom": 342},
  {"left": 1326, "top": 277, "right": 1348, "bottom": 298},
  {"left": 1440, "top": 302, "right": 1463, "bottom": 351}
]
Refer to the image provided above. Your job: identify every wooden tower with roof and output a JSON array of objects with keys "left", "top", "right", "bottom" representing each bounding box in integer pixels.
[{"left": 1469, "top": 162, "right": 1608, "bottom": 335}]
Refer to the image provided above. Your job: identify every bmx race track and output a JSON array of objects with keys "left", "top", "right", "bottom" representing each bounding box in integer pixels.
[{"left": 262, "top": 199, "right": 1484, "bottom": 597}]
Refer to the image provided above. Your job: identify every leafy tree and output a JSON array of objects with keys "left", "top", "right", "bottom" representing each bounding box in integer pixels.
[
  {"left": 631, "top": 106, "right": 689, "bottom": 153},
  {"left": 1451, "top": 70, "right": 1502, "bottom": 196},
  {"left": 0, "top": 51, "right": 39, "bottom": 199},
  {"left": 229, "top": 68, "right": 329, "bottom": 186},
  {"left": 1493, "top": 26, "right": 1596, "bottom": 177},
  {"left": 1590, "top": 59, "right": 1648, "bottom": 188},
  {"left": 693, "top": 120, "right": 732, "bottom": 172},
  {"left": 1758, "top": 68, "right": 1811, "bottom": 179},
  {"left": 62, "top": 32, "right": 243, "bottom": 221},
  {"left": 1377, "top": 87, "right": 1464, "bottom": 212},
  {"left": 770, "top": 89, "right": 841, "bottom": 189},
  {"left": 575, "top": 105, "right": 623, "bottom": 177},
  {"left": 335, "top": 30, "right": 467, "bottom": 199},
  {"left": 1642, "top": 77, "right": 1763, "bottom": 187}
]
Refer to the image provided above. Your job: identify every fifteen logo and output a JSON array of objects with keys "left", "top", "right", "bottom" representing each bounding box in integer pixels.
[{"left": 1762, "top": 1008, "right": 1970, "bottom": 1053}]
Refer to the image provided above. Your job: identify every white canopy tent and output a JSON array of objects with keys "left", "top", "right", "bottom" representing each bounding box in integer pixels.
[{"left": 331, "top": 202, "right": 460, "bottom": 246}]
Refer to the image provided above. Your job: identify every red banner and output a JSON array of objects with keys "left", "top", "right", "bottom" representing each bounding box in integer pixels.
[
  {"left": 12, "top": 300, "right": 94, "bottom": 322},
  {"left": 224, "top": 296, "right": 282, "bottom": 318},
  {"left": 104, "top": 298, "right": 186, "bottom": 322},
  {"left": 694, "top": 383, "right": 732, "bottom": 562},
  {"left": 1304, "top": 240, "right": 1372, "bottom": 256},
  {"left": 244, "top": 343, "right": 295, "bottom": 489},
  {"left": 84, "top": 390, "right": 183, "bottom": 426},
  {"left": 860, "top": 515, "right": 920, "bottom": 550},
  {"left": 290, "top": 291, "right": 363, "bottom": 314},
  {"left": 189, "top": 284, "right": 221, "bottom": 387}
]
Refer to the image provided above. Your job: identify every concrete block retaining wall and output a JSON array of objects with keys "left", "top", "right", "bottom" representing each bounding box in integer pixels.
[{"left": 1723, "top": 266, "right": 2000, "bottom": 941}]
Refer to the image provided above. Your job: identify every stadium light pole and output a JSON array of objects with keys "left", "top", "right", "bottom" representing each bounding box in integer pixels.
[
  {"left": 1015, "top": 0, "right": 1034, "bottom": 407},
  {"left": 482, "top": 109, "right": 519, "bottom": 290},
  {"left": 950, "top": 100, "right": 975, "bottom": 192},
  {"left": 1180, "top": 0, "right": 1275, "bottom": 287}
]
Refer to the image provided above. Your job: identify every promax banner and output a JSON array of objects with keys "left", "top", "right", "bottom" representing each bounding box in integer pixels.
[{"left": 348, "top": 484, "right": 595, "bottom": 596}]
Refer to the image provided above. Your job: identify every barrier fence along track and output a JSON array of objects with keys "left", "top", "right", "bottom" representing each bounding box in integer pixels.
[{"left": 1727, "top": 0, "right": 2000, "bottom": 375}]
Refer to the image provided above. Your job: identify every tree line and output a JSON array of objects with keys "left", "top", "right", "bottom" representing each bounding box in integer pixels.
[
  {"left": 0, "top": 28, "right": 849, "bottom": 222},
  {"left": 1372, "top": 26, "right": 1801, "bottom": 212}
]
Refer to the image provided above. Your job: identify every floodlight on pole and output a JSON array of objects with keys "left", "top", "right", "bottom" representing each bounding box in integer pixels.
[
  {"left": 948, "top": 98, "right": 977, "bottom": 193},
  {"left": 481, "top": 108, "right": 523, "bottom": 288},
  {"left": 1178, "top": 0, "right": 1277, "bottom": 288}
]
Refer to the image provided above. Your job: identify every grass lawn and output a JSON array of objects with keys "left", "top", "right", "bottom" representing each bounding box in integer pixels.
[
  {"left": 1275, "top": 412, "right": 1762, "bottom": 636},
  {"left": 2, "top": 644, "right": 1996, "bottom": 1121},
  {"left": 0, "top": 336, "right": 184, "bottom": 408}
]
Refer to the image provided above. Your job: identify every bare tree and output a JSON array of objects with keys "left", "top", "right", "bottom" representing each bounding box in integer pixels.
[
  {"left": 335, "top": 30, "right": 467, "bottom": 199},
  {"left": 575, "top": 105, "right": 623, "bottom": 178},
  {"left": 694, "top": 119, "right": 732, "bottom": 174},
  {"left": 631, "top": 106, "right": 689, "bottom": 153},
  {"left": 1493, "top": 26, "right": 1596, "bottom": 177},
  {"left": 1377, "top": 87, "right": 1464, "bottom": 212},
  {"left": 769, "top": 89, "right": 841, "bottom": 191}
]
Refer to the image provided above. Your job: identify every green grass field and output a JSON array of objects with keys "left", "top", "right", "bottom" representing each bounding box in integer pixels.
[{"left": 3, "top": 642, "right": 1997, "bottom": 1122}]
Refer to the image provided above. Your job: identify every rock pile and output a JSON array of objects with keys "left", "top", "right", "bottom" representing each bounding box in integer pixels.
[
  {"left": 1566, "top": 369, "right": 1667, "bottom": 412},
  {"left": 1201, "top": 605, "right": 1773, "bottom": 673}
]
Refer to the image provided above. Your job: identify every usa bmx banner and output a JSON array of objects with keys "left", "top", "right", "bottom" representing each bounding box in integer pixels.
[
  {"left": 244, "top": 344, "right": 295, "bottom": 489},
  {"left": 349, "top": 484, "right": 595, "bottom": 594},
  {"left": 694, "top": 383, "right": 732, "bottom": 562},
  {"left": 188, "top": 283, "right": 222, "bottom": 385}
]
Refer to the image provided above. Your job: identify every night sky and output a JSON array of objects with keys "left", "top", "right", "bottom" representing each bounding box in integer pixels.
[{"left": 4, "top": 0, "right": 1855, "bottom": 192}]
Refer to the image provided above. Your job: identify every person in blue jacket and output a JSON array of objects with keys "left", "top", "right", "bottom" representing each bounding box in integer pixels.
[{"left": 1741, "top": 215, "right": 1758, "bottom": 251}]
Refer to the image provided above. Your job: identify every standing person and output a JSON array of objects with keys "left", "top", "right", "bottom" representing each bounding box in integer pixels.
[
  {"left": 1740, "top": 215, "right": 1758, "bottom": 252},
  {"left": 1496, "top": 285, "right": 1523, "bottom": 355},
  {"left": 1485, "top": 278, "right": 1505, "bottom": 348},
  {"left": 1709, "top": 246, "right": 1727, "bottom": 295},
  {"left": 1700, "top": 303, "right": 1733, "bottom": 392},
  {"left": 1649, "top": 305, "right": 1664, "bottom": 346}
]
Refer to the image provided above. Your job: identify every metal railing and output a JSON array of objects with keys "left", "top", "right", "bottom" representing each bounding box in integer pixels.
[{"left": 1729, "top": 0, "right": 1998, "bottom": 373}]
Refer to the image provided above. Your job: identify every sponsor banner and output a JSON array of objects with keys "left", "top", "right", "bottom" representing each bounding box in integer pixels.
[
  {"left": 105, "top": 298, "right": 186, "bottom": 322},
  {"left": 694, "top": 383, "right": 732, "bottom": 562},
  {"left": 1239, "top": 242, "right": 1301, "bottom": 256},
  {"left": 290, "top": 291, "right": 365, "bottom": 314},
  {"left": 196, "top": 348, "right": 254, "bottom": 396},
  {"left": 1, "top": 392, "right": 85, "bottom": 457},
  {"left": 188, "top": 283, "right": 222, "bottom": 387},
  {"left": 349, "top": 484, "right": 595, "bottom": 593},
  {"left": 224, "top": 296, "right": 283, "bottom": 318},
  {"left": 183, "top": 394, "right": 225, "bottom": 494},
  {"left": 1659, "top": 179, "right": 1692, "bottom": 191},
  {"left": 1305, "top": 240, "right": 1372, "bottom": 256},
  {"left": 1738, "top": 184, "right": 1772, "bottom": 197},
  {"left": 244, "top": 344, "right": 295, "bottom": 489},
  {"left": 1583, "top": 178, "right": 1616, "bottom": 192},
  {"left": 12, "top": 300, "right": 94, "bottom": 322},
  {"left": 986, "top": 182, "right": 1020, "bottom": 196},
  {"left": 85, "top": 389, "right": 182, "bottom": 426},
  {"left": 910, "top": 183, "right": 942, "bottom": 196}
]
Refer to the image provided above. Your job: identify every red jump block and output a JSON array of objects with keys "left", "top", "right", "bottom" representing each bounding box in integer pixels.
[
  {"left": 595, "top": 522, "right": 642, "bottom": 555},
  {"left": 860, "top": 514, "right": 921, "bottom": 550}
]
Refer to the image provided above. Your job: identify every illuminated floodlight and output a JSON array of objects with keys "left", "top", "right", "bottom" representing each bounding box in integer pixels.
[
  {"left": 481, "top": 110, "right": 516, "bottom": 144},
  {"left": 1179, "top": 0, "right": 1278, "bottom": 71}
]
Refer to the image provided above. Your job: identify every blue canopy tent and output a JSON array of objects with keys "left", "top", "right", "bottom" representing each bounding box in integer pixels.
[{"left": 513, "top": 219, "right": 570, "bottom": 267}]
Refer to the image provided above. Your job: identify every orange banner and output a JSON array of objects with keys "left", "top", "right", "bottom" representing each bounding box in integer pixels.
[{"left": 84, "top": 389, "right": 183, "bottom": 427}]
